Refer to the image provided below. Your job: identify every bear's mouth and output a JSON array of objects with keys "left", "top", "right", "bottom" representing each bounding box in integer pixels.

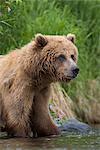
[
  {"left": 61, "top": 77, "right": 71, "bottom": 82},
  {"left": 67, "top": 74, "right": 78, "bottom": 79},
  {"left": 62, "top": 75, "right": 77, "bottom": 82}
]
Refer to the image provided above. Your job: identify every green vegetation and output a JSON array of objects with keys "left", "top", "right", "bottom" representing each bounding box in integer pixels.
[
  {"left": 0, "top": 0, "right": 100, "bottom": 105},
  {"left": 56, "top": 0, "right": 100, "bottom": 100}
]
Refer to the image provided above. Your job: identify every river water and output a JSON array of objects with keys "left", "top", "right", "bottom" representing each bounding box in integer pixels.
[{"left": 0, "top": 129, "right": 100, "bottom": 150}]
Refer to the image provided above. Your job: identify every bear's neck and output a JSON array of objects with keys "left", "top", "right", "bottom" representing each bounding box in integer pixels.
[
  {"left": 21, "top": 50, "right": 53, "bottom": 90},
  {"left": 32, "top": 69, "right": 53, "bottom": 90}
]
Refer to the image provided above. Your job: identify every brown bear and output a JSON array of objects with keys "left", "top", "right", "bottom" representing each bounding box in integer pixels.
[{"left": 0, "top": 33, "right": 79, "bottom": 137}]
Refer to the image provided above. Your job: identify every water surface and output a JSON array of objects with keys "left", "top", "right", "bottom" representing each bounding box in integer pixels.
[{"left": 0, "top": 129, "right": 100, "bottom": 150}]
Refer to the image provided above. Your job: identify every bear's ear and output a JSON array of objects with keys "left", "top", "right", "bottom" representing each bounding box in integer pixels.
[
  {"left": 35, "top": 34, "right": 48, "bottom": 47},
  {"left": 66, "top": 33, "right": 76, "bottom": 43}
]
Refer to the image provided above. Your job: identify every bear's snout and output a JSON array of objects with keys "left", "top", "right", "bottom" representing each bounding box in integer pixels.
[{"left": 72, "top": 67, "right": 79, "bottom": 78}]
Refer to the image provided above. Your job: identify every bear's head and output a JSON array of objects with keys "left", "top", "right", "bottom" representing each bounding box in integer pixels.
[{"left": 35, "top": 33, "right": 79, "bottom": 83}]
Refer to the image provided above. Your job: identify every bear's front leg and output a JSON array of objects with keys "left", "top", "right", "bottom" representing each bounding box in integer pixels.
[
  {"left": 2, "top": 80, "right": 34, "bottom": 137},
  {"left": 31, "top": 108, "right": 60, "bottom": 137},
  {"left": 31, "top": 87, "right": 60, "bottom": 137},
  {"left": 4, "top": 101, "right": 32, "bottom": 137}
]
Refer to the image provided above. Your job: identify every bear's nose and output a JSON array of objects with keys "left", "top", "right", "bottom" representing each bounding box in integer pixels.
[{"left": 72, "top": 67, "right": 79, "bottom": 76}]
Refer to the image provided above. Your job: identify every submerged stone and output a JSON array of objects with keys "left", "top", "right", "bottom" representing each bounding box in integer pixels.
[{"left": 59, "top": 118, "right": 92, "bottom": 134}]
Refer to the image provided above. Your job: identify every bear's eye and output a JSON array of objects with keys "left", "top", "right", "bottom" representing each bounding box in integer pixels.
[
  {"left": 57, "top": 55, "right": 66, "bottom": 62},
  {"left": 71, "top": 54, "right": 75, "bottom": 61}
]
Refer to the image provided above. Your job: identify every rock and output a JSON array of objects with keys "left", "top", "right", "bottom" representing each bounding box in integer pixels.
[{"left": 59, "top": 118, "right": 92, "bottom": 134}]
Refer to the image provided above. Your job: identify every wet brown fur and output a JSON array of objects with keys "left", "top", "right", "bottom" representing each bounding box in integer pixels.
[{"left": 0, "top": 34, "right": 78, "bottom": 137}]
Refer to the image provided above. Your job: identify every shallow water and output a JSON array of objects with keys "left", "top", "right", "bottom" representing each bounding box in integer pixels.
[{"left": 0, "top": 129, "right": 100, "bottom": 150}]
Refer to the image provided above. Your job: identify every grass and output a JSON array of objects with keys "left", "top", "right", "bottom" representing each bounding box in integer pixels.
[
  {"left": 0, "top": 0, "right": 84, "bottom": 51},
  {"left": 56, "top": 0, "right": 100, "bottom": 99}
]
